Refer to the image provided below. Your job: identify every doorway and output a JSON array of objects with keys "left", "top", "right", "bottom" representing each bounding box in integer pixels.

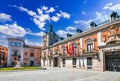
[
  {"left": 87, "top": 57, "right": 92, "bottom": 69},
  {"left": 30, "top": 61, "right": 34, "bottom": 66},
  {"left": 72, "top": 58, "right": 76, "bottom": 68},
  {"left": 53, "top": 57, "right": 58, "bottom": 67},
  {"left": 62, "top": 59, "right": 65, "bottom": 67},
  {"left": 105, "top": 54, "right": 120, "bottom": 72}
]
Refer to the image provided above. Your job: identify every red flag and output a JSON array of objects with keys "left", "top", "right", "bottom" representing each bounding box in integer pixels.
[
  {"left": 72, "top": 44, "right": 74, "bottom": 54},
  {"left": 68, "top": 44, "right": 71, "bottom": 54},
  {"left": 66, "top": 45, "right": 69, "bottom": 55}
]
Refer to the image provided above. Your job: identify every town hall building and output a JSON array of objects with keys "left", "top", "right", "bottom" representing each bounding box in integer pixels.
[{"left": 41, "top": 11, "right": 120, "bottom": 72}]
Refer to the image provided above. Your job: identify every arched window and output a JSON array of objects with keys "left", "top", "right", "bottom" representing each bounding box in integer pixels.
[{"left": 30, "top": 53, "right": 34, "bottom": 57}]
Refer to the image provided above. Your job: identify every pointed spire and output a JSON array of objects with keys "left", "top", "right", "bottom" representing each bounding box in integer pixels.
[{"left": 49, "top": 22, "right": 53, "bottom": 33}]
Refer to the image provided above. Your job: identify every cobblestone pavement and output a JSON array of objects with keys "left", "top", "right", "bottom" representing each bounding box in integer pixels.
[{"left": 0, "top": 68, "right": 119, "bottom": 81}]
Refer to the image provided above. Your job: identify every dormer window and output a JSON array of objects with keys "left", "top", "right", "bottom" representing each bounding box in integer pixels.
[
  {"left": 110, "top": 11, "right": 118, "bottom": 21},
  {"left": 90, "top": 21, "right": 97, "bottom": 29}
]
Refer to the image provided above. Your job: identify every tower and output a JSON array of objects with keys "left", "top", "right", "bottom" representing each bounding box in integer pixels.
[
  {"left": 49, "top": 23, "right": 53, "bottom": 33},
  {"left": 7, "top": 38, "right": 24, "bottom": 66}
]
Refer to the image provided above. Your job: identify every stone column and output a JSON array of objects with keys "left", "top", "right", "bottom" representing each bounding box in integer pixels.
[
  {"left": 99, "top": 50, "right": 105, "bottom": 71},
  {"left": 60, "top": 58, "right": 62, "bottom": 68}
]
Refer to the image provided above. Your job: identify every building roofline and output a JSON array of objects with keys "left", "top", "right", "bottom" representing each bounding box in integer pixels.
[
  {"left": 0, "top": 45, "right": 8, "bottom": 49},
  {"left": 42, "top": 18, "right": 120, "bottom": 49},
  {"left": 24, "top": 45, "right": 41, "bottom": 49}
]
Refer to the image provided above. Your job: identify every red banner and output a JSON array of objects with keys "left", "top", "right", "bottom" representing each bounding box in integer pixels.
[{"left": 66, "top": 45, "right": 69, "bottom": 55}]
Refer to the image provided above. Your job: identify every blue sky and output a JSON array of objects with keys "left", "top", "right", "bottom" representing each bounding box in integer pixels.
[{"left": 0, "top": 0, "right": 120, "bottom": 47}]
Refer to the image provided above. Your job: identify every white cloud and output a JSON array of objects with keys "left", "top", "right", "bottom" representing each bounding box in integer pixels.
[
  {"left": 66, "top": 26, "right": 76, "bottom": 31},
  {"left": 46, "top": 7, "right": 55, "bottom": 13},
  {"left": 74, "top": 3, "right": 120, "bottom": 29},
  {"left": 0, "top": 13, "right": 12, "bottom": 22},
  {"left": 103, "top": 3, "right": 120, "bottom": 13},
  {"left": 0, "top": 22, "right": 44, "bottom": 47},
  {"left": 41, "top": 6, "right": 48, "bottom": 11},
  {"left": 60, "top": 11, "right": 71, "bottom": 19},
  {"left": 0, "top": 22, "right": 27, "bottom": 37},
  {"left": 103, "top": 3, "right": 113, "bottom": 10},
  {"left": 37, "top": 8, "right": 43, "bottom": 15},
  {"left": 18, "top": 6, "right": 36, "bottom": 16},
  {"left": 14, "top": 5, "right": 70, "bottom": 30},
  {"left": 0, "top": 34, "right": 8, "bottom": 47},
  {"left": 51, "top": 11, "right": 70, "bottom": 22},
  {"left": 95, "top": 12, "right": 109, "bottom": 23},
  {"left": 56, "top": 26, "right": 76, "bottom": 38},
  {"left": 51, "top": 16, "right": 60, "bottom": 22},
  {"left": 33, "top": 18, "right": 46, "bottom": 30},
  {"left": 25, "top": 39, "right": 42, "bottom": 46},
  {"left": 74, "top": 19, "right": 92, "bottom": 29},
  {"left": 28, "top": 31, "right": 45, "bottom": 37},
  {"left": 74, "top": 11, "right": 109, "bottom": 29},
  {"left": 82, "top": 11, "right": 86, "bottom": 15},
  {"left": 56, "top": 30, "right": 68, "bottom": 38}
]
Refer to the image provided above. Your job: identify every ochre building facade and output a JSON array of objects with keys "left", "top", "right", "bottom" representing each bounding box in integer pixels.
[
  {"left": 41, "top": 11, "right": 120, "bottom": 72},
  {"left": 0, "top": 46, "right": 8, "bottom": 67}
]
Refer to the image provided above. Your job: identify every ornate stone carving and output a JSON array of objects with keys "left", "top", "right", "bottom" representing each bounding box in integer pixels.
[
  {"left": 106, "top": 25, "right": 120, "bottom": 44},
  {"left": 108, "top": 25, "right": 118, "bottom": 37},
  {"left": 101, "top": 34, "right": 106, "bottom": 42}
]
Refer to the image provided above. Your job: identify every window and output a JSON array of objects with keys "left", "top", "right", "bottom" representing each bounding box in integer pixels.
[
  {"left": 63, "top": 49, "right": 66, "bottom": 54},
  {"left": 15, "top": 42, "right": 17, "bottom": 46},
  {"left": 17, "top": 43, "right": 22, "bottom": 46},
  {"left": 30, "top": 53, "right": 34, "bottom": 57},
  {"left": 25, "top": 52, "right": 27, "bottom": 55},
  {"left": 10, "top": 42, "right": 15, "bottom": 46},
  {"left": 87, "top": 57, "right": 92, "bottom": 69},
  {"left": 14, "top": 57, "right": 17, "bottom": 60},
  {"left": 87, "top": 43, "right": 93, "bottom": 52},
  {"left": 74, "top": 46, "right": 77, "bottom": 54},
  {"left": 14, "top": 51, "right": 18, "bottom": 56}
]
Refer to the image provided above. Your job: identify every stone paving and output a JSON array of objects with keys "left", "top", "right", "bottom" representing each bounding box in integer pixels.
[{"left": 0, "top": 68, "right": 119, "bottom": 81}]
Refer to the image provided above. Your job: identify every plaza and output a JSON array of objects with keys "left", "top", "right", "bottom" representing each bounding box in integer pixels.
[{"left": 0, "top": 68, "right": 119, "bottom": 81}]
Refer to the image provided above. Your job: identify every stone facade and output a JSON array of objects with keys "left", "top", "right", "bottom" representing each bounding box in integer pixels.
[
  {"left": 7, "top": 38, "right": 42, "bottom": 67},
  {"left": 42, "top": 11, "right": 120, "bottom": 72}
]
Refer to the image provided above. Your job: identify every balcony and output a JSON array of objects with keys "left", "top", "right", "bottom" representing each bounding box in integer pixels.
[{"left": 81, "top": 49, "right": 99, "bottom": 59}]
